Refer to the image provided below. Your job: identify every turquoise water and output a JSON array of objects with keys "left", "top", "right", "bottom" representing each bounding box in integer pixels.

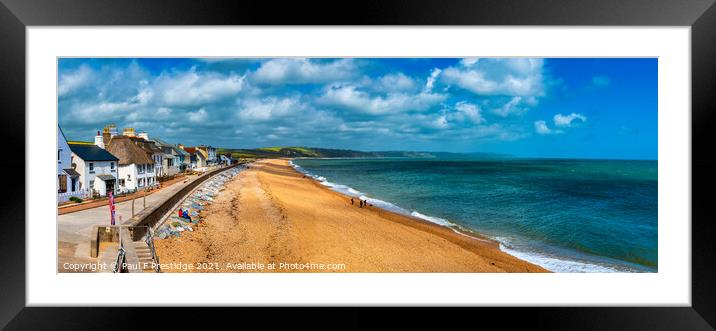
[{"left": 291, "top": 157, "right": 657, "bottom": 273}]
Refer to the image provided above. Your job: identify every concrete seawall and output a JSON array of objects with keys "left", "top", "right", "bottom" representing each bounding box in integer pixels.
[{"left": 126, "top": 163, "right": 241, "bottom": 241}]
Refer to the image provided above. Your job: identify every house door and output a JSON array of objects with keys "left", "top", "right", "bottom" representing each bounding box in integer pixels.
[
  {"left": 58, "top": 175, "right": 67, "bottom": 193},
  {"left": 105, "top": 180, "right": 115, "bottom": 194}
]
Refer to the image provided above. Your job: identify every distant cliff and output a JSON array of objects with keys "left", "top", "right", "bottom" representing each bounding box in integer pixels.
[{"left": 217, "top": 146, "right": 510, "bottom": 159}]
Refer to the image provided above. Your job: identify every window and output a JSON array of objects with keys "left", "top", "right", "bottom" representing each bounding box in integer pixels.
[
  {"left": 138, "top": 164, "right": 144, "bottom": 174},
  {"left": 58, "top": 149, "right": 61, "bottom": 162},
  {"left": 89, "top": 163, "right": 94, "bottom": 173},
  {"left": 119, "top": 179, "right": 125, "bottom": 186},
  {"left": 110, "top": 162, "right": 115, "bottom": 170},
  {"left": 89, "top": 180, "right": 94, "bottom": 188}
]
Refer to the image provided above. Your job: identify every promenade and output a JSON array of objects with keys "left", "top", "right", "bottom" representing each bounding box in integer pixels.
[{"left": 57, "top": 174, "right": 200, "bottom": 271}]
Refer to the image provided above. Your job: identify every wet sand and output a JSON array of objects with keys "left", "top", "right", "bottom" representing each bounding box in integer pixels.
[{"left": 154, "top": 159, "right": 548, "bottom": 273}]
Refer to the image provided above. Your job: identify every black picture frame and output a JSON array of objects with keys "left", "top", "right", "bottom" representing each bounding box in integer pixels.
[{"left": 1, "top": 0, "right": 714, "bottom": 329}]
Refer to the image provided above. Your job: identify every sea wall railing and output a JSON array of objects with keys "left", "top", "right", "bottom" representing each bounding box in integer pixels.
[{"left": 146, "top": 226, "right": 161, "bottom": 272}]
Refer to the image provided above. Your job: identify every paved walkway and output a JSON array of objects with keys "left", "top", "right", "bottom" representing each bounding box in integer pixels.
[
  {"left": 58, "top": 174, "right": 191, "bottom": 215},
  {"left": 57, "top": 174, "right": 200, "bottom": 270}
]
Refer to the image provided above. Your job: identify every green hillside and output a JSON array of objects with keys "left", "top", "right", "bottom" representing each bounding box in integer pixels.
[{"left": 216, "top": 146, "right": 510, "bottom": 159}]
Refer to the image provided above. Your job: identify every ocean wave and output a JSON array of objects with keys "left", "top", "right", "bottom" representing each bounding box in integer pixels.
[
  {"left": 409, "top": 211, "right": 454, "bottom": 227},
  {"left": 499, "top": 245, "right": 621, "bottom": 273},
  {"left": 291, "top": 160, "right": 459, "bottom": 229},
  {"left": 493, "top": 236, "right": 634, "bottom": 273},
  {"left": 289, "top": 160, "right": 636, "bottom": 273}
]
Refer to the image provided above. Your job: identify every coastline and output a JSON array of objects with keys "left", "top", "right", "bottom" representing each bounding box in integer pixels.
[
  {"left": 291, "top": 158, "right": 657, "bottom": 273},
  {"left": 155, "top": 159, "right": 548, "bottom": 272}
]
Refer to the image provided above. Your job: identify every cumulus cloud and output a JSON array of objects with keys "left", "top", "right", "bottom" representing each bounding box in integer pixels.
[
  {"left": 156, "top": 107, "right": 172, "bottom": 117},
  {"left": 534, "top": 112, "right": 586, "bottom": 135},
  {"left": 441, "top": 58, "right": 546, "bottom": 97},
  {"left": 534, "top": 120, "right": 562, "bottom": 135},
  {"left": 187, "top": 108, "right": 208, "bottom": 123},
  {"left": 58, "top": 65, "right": 94, "bottom": 97},
  {"left": 432, "top": 115, "right": 449, "bottom": 129},
  {"left": 424, "top": 68, "right": 442, "bottom": 92},
  {"left": 154, "top": 68, "right": 245, "bottom": 107},
  {"left": 492, "top": 96, "right": 526, "bottom": 117},
  {"left": 318, "top": 84, "right": 446, "bottom": 115},
  {"left": 252, "top": 58, "right": 357, "bottom": 85},
  {"left": 57, "top": 58, "right": 568, "bottom": 150},
  {"left": 238, "top": 96, "right": 304, "bottom": 122},
  {"left": 451, "top": 101, "right": 485, "bottom": 124},
  {"left": 553, "top": 112, "right": 587, "bottom": 127},
  {"left": 377, "top": 73, "right": 418, "bottom": 92}
]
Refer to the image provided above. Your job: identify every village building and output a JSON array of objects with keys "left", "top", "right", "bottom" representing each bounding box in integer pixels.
[
  {"left": 219, "top": 154, "right": 232, "bottom": 165},
  {"left": 176, "top": 144, "right": 193, "bottom": 170},
  {"left": 68, "top": 140, "right": 120, "bottom": 198},
  {"left": 57, "top": 125, "right": 83, "bottom": 202},
  {"left": 172, "top": 145, "right": 190, "bottom": 172},
  {"left": 183, "top": 147, "right": 208, "bottom": 169},
  {"left": 150, "top": 137, "right": 182, "bottom": 176},
  {"left": 198, "top": 145, "right": 217, "bottom": 165},
  {"left": 104, "top": 135, "right": 157, "bottom": 193},
  {"left": 130, "top": 132, "right": 164, "bottom": 178}
]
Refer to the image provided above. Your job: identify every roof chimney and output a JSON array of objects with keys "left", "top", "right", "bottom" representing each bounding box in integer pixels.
[
  {"left": 123, "top": 127, "right": 136, "bottom": 137},
  {"left": 94, "top": 131, "right": 105, "bottom": 149}
]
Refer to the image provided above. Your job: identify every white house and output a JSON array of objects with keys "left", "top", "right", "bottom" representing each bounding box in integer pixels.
[
  {"left": 219, "top": 154, "right": 231, "bottom": 165},
  {"left": 131, "top": 134, "right": 163, "bottom": 178},
  {"left": 198, "top": 145, "right": 217, "bottom": 165},
  {"left": 68, "top": 141, "right": 120, "bottom": 198},
  {"left": 184, "top": 147, "right": 208, "bottom": 170},
  {"left": 105, "top": 135, "right": 157, "bottom": 193},
  {"left": 57, "top": 126, "right": 83, "bottom": 202},
  {"left": 150, "top": 138, "right": 181, "bottom": 177}
]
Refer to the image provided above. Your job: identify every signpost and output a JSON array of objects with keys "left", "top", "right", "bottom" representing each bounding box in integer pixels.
[{"left": 109, "top": 191, "right": 116, "bottom": 226}]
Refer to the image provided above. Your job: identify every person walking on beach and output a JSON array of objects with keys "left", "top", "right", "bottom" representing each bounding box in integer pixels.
[
  {"left": 359, "top": 200, "right": 364, "bottom": 208},
  {"left": 351, "top": 198, "right": 354, "bottom": 205}
]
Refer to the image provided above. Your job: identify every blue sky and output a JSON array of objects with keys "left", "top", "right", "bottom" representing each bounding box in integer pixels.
[{"left": 58, "top": 58, "right": 657, "bottom": 159}]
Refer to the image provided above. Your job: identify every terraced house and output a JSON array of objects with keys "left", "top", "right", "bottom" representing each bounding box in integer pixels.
[
  {"left": 68, "top": 141, "right": 119, "bottom": 198},
  {"left": 150, "top": 137, "right": 177, "bottom": 177},
  {"left": 105, "top": 135, "right": 157, "bottom": 193},
  {"left": 198, "top": 145, "right": 217, "bottom": 165},
  {"left": 175, "top": 144, "right": 191, "bottom": 170},
  {"left": 183, "top": 146, "right": 208, "bottom": 170},
  {"left": 130, "top": 133, "right": 164, "bottom": 178}
]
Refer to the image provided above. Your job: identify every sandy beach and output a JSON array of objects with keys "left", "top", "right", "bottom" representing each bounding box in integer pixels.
[{"left": 154, "top": 159, "right": 548, "bottom": 272}]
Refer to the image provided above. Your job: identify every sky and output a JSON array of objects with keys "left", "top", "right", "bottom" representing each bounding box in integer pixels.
[{"left": 58, "top": 57, "right": 657, "bottom": 159}]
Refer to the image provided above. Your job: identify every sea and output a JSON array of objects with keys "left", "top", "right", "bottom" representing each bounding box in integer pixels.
[{"left": 290, "top": 157, "right": 658, "bottom": 273}]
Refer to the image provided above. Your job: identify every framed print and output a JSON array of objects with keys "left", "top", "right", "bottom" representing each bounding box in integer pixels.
[{"left": 2, "top": 0, "right": 715, "bottom": 329}]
